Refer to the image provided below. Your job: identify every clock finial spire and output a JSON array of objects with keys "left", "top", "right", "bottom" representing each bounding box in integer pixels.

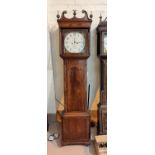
[
  {"left": 56, "top": 10, "right": 60, "bottom": 19},
  {"left": 89, "top": 11, "right": 93, "bottom": 19},
  {"left": 73, "top": 10, "right": 77, "bottom": 17},
  {"left": 99, "top": 13, "right": 102, "bottom": 22}
]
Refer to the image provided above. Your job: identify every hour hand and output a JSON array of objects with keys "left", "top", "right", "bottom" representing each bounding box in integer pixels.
[{"left": 75, "top": 41, "right": 80, "bottom": 44}]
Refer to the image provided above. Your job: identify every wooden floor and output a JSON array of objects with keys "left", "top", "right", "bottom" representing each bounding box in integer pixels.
[{"left": 47, "top": 122, "right": 97, "bottom": 155}]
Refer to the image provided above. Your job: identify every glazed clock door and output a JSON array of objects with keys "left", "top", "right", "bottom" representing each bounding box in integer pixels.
[
  {"left": 64, "top": 32, "right": 85, "bottom": 53},
  {"left": 60, "top": 29, "right": 89, "bottom": 58},
  {"left": 102, "top": 32, "right": 107, "bottom": 54}
]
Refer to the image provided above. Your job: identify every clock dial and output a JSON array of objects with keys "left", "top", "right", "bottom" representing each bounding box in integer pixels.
[{"left": 64, "top": 32, "right": 85, "bottom": 53}]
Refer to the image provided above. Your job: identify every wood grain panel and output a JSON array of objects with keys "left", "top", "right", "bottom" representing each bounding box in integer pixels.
[
  {"left": 61, "top": 112, "right": 90, "bottom": 145},
  {"left": 64, "top": 59, "right": 87, "bottom": 112}
]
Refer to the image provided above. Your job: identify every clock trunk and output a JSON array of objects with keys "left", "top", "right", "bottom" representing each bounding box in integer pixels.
[{"left": 64, "top": 59, "right": 87, "bottom": 112}]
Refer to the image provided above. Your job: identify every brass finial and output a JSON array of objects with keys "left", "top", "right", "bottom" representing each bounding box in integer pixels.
[
  {"left": 56, "top": 11, "right": 60, "bottom": 19},
  {"left": 73, "top": 10, "right": 77, "bottom": 17},
  {"left": 99, "top": 13, "right": 102, "bottom": 22},
  {"left": 89, "top": 11, "right": 93, "bottom": 19}
]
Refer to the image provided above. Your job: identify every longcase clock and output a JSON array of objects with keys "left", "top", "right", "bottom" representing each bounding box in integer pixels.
[
  {"left": 57, "top": 10, "right": 92, "bottom": 145},
  {"left": 97, "top": 17, "right": 107, "bottom": 135}
]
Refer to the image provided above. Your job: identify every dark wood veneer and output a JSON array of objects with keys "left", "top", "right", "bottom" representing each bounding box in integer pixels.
[
  {"left": 64, "top": 59, "right": 87, "bottom": 112},
  {"left": 61, "top": 112, "right": 90, "bottom": 145}
]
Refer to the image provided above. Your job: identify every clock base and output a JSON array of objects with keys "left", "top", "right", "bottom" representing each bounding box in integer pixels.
[
  {"left": 61, "top": 111, "right": 90, "bottom": 146},
  {"left": 97, "top": 104, "right": 107, "bottom": 135}
]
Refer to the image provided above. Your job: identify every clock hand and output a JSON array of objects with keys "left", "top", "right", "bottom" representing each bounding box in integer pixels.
[
  {"left": 75, "top": 41, "right": 81, "bottom": 44},
  {"left": 74, "top": 37, "right": 75, "bottom": 44}
]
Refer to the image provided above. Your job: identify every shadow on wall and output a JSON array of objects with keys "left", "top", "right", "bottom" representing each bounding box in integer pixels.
[
  {"left": 49, "top": 26, "right": 64, "bottom": 112},
  {"left": 47, "top": 28, "right": 56, "bottom": 114}
]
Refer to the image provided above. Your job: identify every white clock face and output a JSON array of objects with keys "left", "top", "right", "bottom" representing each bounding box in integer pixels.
[
  {"left": 104, "top": 34, "right": 107, "bottom": 53},
  {"left": 102, "top": 32, "right": 107, "bottom": 54},
  {"left": 64, "top": 32, "right": 85, "bottom": 53}
]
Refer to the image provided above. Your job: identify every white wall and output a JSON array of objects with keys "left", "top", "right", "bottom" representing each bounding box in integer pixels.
[
  {"left": 47, "top": 0, "right": 107, "bottom": 113},
  {"left": 47, "top": 29, "right": 56, "bottom": 113}
]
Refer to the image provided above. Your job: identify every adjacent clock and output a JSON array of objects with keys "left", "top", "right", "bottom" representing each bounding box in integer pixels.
[
  {"left": 97, "top": 17, "right": 107, "bottom": 135},
  {"left": 57, "top": 10, "right": 92, "bottom": 145}
]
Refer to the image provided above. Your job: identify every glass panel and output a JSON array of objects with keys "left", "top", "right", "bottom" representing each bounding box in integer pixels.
[{"left": 102, "top": 32, "right": 107, "bottom": 54}]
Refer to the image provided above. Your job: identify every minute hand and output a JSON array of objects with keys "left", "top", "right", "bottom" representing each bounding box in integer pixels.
[{"left": 75, "top": 41, "right": 81, "bottom": 44}]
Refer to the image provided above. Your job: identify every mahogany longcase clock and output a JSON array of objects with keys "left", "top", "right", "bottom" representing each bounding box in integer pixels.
[
  {"left": 57, "top": 10, "right": 92, "bottom": 145},
  {"left": 97, "top": 17, "right": 107, "bottom": 135}
]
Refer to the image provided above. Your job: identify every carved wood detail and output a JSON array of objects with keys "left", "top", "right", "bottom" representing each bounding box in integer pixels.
[{"left": 57, "top": 10, "right": 92, "bottom": 21}]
